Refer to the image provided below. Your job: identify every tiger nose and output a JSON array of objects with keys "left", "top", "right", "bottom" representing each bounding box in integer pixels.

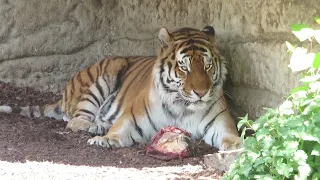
[{"left": 193, "top": 89, "right": 208, "bottom": 98}]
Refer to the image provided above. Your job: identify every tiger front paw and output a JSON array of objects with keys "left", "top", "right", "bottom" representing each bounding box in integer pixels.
[
  {"left": 219, "top": 135, "right": 243, "bottom": 151},
  {"left": 87, "top": 135, "right": 121, "bottom": 149}
]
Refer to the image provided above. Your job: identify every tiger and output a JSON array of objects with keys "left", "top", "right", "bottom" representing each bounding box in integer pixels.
[{"left": 0, "top": 26, "right": 242, "bottom": 151}]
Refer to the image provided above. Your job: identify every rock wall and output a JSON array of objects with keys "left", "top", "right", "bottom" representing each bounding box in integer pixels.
[{"left": 0, "top": 0, "right": 319, "bottom": 118}]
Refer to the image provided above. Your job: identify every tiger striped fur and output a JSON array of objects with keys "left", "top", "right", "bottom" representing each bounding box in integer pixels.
[{"left": 0, "top": 26, "right": 242, "bottom": 151}]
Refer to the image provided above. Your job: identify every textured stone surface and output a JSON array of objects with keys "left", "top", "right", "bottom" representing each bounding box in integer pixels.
[
  {"left": 204, "top": 149, "right": 242, "bottom": 173},
  {"left": 0, "top": 0, "right": 319, "bottom": 118}
]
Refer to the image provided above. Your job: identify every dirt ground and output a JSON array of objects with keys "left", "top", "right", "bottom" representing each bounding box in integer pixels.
[{"left": 0, "top": 82, "right": 223, "bottom": 180}]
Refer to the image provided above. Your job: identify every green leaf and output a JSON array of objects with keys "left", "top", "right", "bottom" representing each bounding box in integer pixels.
[
  {"left": 286, "top": 117, "right": 303, "bottom": 128},
  {"left": 253, "top": 175, "right": 274, "bottom": 180},
  {"left": 315, "top": 16, "right": 320, "bottom": 24},
  {"left": 315, "top": 156, "right": 320, "bottom": 166},
  {"left": 286, "top": 41, "right": 296, "bottom": 52},
  {"left": 237, "top": 114, "right": 249, "bottom": 129},
  {"left": 303, "top": 101, "right": 320, "bottom": 115},
  {"left": 300, "top": 97, "right": 314, "bottom": 107},
  {"left": 240, "top": 163, "right": 253, "bottom": 177},
  {"left": 310, "top": 82, "right": 320, "bottom": 93},
  {"left": 279, "top": 100, "right": 295, "bottom": 115},
  {"left": 312, "top": 143, "right": 320, "bottom": 156},
  {"left": 279, "top": 127, "right": 290, "bottom": 137},
  {"left": 290, "top": 86, "right": 309, "bottom": 94},
  {"left": 312, "top": 172, "right": 320, "bottom": 180},
  {"left": 300, "top": 74, "right": 320, "bottom": 83},
  {"left": 291, "top": 24, "right": 314, "bottom": 41},
  {"left": 301, "top": 132, "right": 319, "bottom": 142},
  {"left": 297, "top": 163, "right": 312, "bottom": 179},
  {"left": 289, "top": 47, "right": 314, "bottom": 72},
  {"left": 304, "top": 141, "right": 316, "bottom": 154},
  {"left": 224, "top": 174, "right": 242, "bottom": 180},
  {"left": 313, "top": 52, "right": 320, "bottom": 68},
  {"left": 284, "top": 141, "right": 299, "bottom": 149},
  {"left": 251, "top": 123, "right": 260, "bottom": 131},
  {"left": 253, "top": 157, "right": 265, "bottom": 168},
  {"left": 294, "top": 150, "right": 308, "bottom": 162},
  {"left": 256, "top": 128, "right": 269, "bottom": 141},
  {"left": 276, "top": 160, "right": 293, "bottom": 177},
  {"left": 292, "top": 24, "right": 312, "bottom": 31},
  {"left": 313, "top": 113, "right": 320, "bottom": 126},
  {"left": 243, "top": 137, "right": 258, "bottom": 150},
  {"left": 315, "top": 30, "right": 320, "bottom": 44},
  {"left": 240, "top": 126, "right": 247, "bottom": 139},
  {"left": 262, "top": 136, "right": 274, "bottom": 149}
]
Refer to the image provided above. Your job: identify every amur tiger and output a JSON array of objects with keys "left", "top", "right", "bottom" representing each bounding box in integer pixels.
[{"left": 0, "top": 26, "right": 242, "bottom": 151}]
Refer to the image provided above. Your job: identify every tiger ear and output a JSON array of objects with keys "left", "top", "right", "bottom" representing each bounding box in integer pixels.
[
  {"left": 158, "top": 27, "right": 173, "bottom": 49},
  {"left": 202, "top": 26, "right": 216, "bottom": 44}
]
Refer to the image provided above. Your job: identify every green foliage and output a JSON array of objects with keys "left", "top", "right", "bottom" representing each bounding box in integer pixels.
[
  {"left": 224, "top": 18, "right": 320, "bottom": 180},
  {"left": 315, "top": 17, "right": 320, "bottom": 25}
]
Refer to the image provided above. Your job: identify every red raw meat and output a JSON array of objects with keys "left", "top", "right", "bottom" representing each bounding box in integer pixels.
[{"left": 145, "top": 126, "right": 198, "bottom": 160}]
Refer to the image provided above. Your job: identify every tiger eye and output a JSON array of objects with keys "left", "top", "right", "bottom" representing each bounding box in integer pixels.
[
  {"left": 205, "top": 64, "right": 212, "bottom": 71},
  {"left": 180, "top": 66, "right": 188, "bottom": 72}
]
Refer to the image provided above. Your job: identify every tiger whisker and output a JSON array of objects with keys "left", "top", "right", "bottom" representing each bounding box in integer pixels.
[
  {"left": 212, "top": 95, "right": 227, "bottom": 110},
  {"left": 223, "top": 91, "right": 234, "bottom": 100}
]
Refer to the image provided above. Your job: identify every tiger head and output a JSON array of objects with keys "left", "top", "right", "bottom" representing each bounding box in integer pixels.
[{"left": 154, "top": 26, "right": 227, "bottom": 110}]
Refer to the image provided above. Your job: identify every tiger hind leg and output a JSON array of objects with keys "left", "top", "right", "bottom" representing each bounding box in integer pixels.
[
  {"left": 66, "top": 84, "right": 111, "bottom": 136},
  {"left": 67, "top": 92, "right": 118, "bottom": 135},
  {"left": 66, "top": 58, "right": 128, "bottom": 136}
]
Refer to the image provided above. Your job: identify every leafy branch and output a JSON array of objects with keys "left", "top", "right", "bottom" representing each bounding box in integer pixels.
[{"left": 223, "top": 17, "right": 320, "bottom": 180}]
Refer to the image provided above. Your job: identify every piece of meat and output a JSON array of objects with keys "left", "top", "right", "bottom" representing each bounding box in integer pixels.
[{"left": 145, "top": 126, "right": 198, "bottom": 161}]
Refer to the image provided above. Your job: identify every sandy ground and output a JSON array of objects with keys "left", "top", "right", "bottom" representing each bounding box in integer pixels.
[{"left": 0, "top": 82, "right": 223, "bottom": 180}]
